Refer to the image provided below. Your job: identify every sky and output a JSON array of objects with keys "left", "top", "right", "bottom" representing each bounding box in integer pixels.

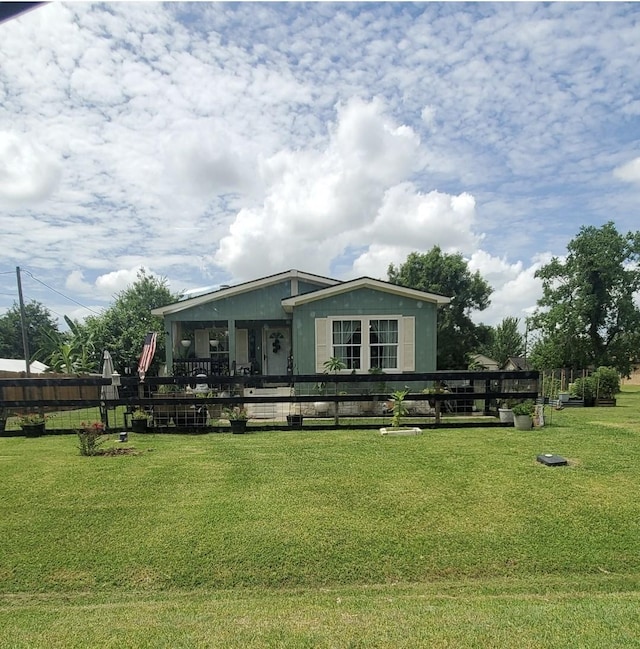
[{"left": 1, "top": 1, "right": 640, "bottom": 329}]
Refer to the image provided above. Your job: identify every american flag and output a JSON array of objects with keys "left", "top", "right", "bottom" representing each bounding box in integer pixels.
[{"left": 137, "top": 332, "right": 157, "bottom": 379}]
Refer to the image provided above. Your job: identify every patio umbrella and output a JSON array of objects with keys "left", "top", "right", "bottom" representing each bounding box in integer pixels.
[{"left": 100, "top": 350, "right": 119, "bottom": 400}]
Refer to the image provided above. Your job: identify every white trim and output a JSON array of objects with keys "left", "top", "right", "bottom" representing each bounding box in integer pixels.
[
  {"left": 325, "top": 315, "right": 408, "bottom": 373},
  {"left": 152, "top": 269, "right": 340, "bottom": 316},
  {"left": 283, "top": 277, "right": 450, "bottom": 312}
]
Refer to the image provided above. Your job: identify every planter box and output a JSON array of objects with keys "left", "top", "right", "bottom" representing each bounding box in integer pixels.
[
  {"left": 595, "top": 398, "right": 617, "bottom": 407},
  {"left": 498, "top": 408, "right": 514, "bottom": 423},
  {"left": 379, "top": 427, "right": 422, "bottom": 436}
]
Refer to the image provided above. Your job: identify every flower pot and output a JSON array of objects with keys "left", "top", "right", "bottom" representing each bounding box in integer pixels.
[
  {"left": 131, "top": 419, "right": 148, "bottom": 433},
  {"left": 230, "top": 420, "right": 247, "bottom": 434},
  {"left": 286, "top": 414, "right": 303, "bottom": 429},
  {"left": 498, "top": 408, "right": 514, "bottom": 424},
  {"left": 22, "top": 423, "right": 45, "bottom": 437},
  {"left": 513, "top": 414, "right": 533, "bottom": 431}
]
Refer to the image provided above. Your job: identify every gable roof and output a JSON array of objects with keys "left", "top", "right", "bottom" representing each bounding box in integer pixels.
[
  {"left": 151, "top": 269, "right": 340, "bottom": 316},
  {"left": 504, "top": 356, "right": 531, "bottom": 371},
  {"left": 281, "top": 276, "right": 450, "bottom": 311}
]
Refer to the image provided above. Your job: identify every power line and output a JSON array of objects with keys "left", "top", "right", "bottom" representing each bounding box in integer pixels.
[{"left": 21, "top": 269, "right": 103, "bottom": 316}]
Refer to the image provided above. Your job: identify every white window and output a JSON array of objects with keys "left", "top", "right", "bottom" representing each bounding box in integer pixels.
[
  {"left": 369, "top": 319, "right": 399, "bottom": 369},
  {"left": 318, "top": 316, "right": 409, "bottom": 372}
]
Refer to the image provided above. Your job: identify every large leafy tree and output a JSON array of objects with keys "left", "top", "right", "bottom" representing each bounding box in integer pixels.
[
  {"left": 529, "top": 222, "right": 640, "bottom": 375},
  {"left": 388, "top": 247, "right": 493, "bottom": 369},
  {"left": 84, "top": 269, "right": 177, "bottom": 374},
  {"left": 0, "top": 300, "right": 60, "bottom": 362},
  {"left": 479, "top": 316, "right": 525, "bottom": 367}
]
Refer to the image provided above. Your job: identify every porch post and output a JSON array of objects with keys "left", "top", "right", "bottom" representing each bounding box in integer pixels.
[
  {"left": 165, "top": 329, "right": 174, "bottom": 374},
  {"left": 227, "top": 320, "right": 235, "bottom": 374}
]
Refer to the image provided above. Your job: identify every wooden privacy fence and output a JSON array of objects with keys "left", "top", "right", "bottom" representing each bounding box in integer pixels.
[{"left": 0, "top": 370, "right": 539, "bottom": 432}]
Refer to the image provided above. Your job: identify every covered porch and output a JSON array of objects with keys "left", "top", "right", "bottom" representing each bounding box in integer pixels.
[{"left": 167, "top": 319, "right": 293, "bottom": 378}]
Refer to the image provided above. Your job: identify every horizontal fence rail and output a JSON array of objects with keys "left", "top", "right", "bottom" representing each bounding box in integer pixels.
[{"left": 0, "top": 370, "right": 539, "bottom": 433}]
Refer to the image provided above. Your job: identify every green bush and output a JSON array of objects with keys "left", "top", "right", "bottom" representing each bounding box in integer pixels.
[
  {"left": 570, "top": 376, "right": 595, "bottom": 401},
  {"left": 593, "top": 366, "right": 620, "bottom": 399},
  {"left": 511, "top": 399, "right": 535, "bottom": 416}
]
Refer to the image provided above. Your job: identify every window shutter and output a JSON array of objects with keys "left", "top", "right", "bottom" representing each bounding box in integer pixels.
[
  {"left": 235, "top": 329, "right": 249, "bottom": 365},
  {"left": 315, "top": 318, "right": 328, "bottom": 372},
  {"left": 402, "top": 316, "right": 415, "bottom": 372}
]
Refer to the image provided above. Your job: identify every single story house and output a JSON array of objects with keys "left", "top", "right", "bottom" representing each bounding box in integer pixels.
[{"left": 151, "top": 269, "right": 450, "bottom": 377}]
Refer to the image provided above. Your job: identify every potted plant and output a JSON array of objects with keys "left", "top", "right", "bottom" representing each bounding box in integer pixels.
[
  {"left": 498, "top": 399, "right": 515, "bottom": 424},
  {"left": 511, "top": 400, "right": 535, "bottom": 431},
  {"left": 380, "top": 389, "right": 421, "bottom": 436},
  {"left": 131, "top": 408, "right": 149, "bottom": 433},
  {"left": 286, "top": 387, "right": 304, "bottom": 429},
  {"left": 224, "top": 405, "right": 249, "bottom": 434},
  {"left": 18, "top": 412, "right": 46, "bottom": 437}
]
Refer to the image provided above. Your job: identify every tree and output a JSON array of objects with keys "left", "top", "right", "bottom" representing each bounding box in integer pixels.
[
  {"left": 84, "top": 269, "right": 177, "bottom": 374},
  {"left": 388, "top": 247, "right": 493, "bottom": 369},
  {"left": 479, "top": 317, "right": 524, "bottom": 368},
  {"left": 529, "top": 222, "right": 640, "bottom": 375},
  {"left": 0, "top": 301, "right": 60, "bottom": 362}
]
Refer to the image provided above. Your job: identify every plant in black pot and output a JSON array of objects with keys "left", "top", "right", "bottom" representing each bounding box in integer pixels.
[
  {"left": 18, "top": 412, "right": 46, "bottom": 437},
  {"left": 131, "top": 408, "right": 150, "bottom": 433},
  {"left": 286, "top": 387, "right": 303, "bottom": 429},
  {"left": 224, "top": 405, "right": 249, "bottom": 434}
]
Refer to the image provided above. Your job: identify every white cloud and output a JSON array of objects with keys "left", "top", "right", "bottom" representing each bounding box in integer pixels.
[
  {"left": 0, "top": 132, "right": 61, "bottom": 204},
  {"left": 614, "top": 157, "right": 640, "bottom": 183},
  {"left": 215, "top": 98, "right": 423, "bottom": 280},
  {"left": 65, "top": 267, "right": 159, "bottom": 302},
  {"left": 1, "top": 1, "right": 639, "bottom": 331}
]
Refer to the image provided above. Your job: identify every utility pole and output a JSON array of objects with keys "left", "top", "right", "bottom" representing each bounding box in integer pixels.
[{"left": 16, "top": 266, "right": 31, "bottom": 377}]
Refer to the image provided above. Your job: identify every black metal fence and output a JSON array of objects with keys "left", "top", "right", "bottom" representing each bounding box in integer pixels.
[{"left": 0, "top": 370, "right": 539, "bottom": 434}]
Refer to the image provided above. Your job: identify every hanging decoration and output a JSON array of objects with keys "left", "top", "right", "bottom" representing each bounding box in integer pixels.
[{"left": 270, "top": 331, "right": 284, "bottom": 353}]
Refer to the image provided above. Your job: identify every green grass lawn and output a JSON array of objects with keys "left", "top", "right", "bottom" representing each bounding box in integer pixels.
[{"left": 1, "top": 389, "right": 640, "bottom": 647}]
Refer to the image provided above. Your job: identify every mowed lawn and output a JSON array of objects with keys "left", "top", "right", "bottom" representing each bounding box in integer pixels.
[{"left": 1, "top": 390, "right": 640, "bottom": 647}]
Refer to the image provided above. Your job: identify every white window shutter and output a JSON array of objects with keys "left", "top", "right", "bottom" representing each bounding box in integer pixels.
[
  {"left": 235, "top": 329, "right": 249, "bottom": 365},
  {"left": 402, "top": 316, "right": 415, "bottom": 372},
  {"left": 315, "top": 318, "right": 328, "bottom": 372}
]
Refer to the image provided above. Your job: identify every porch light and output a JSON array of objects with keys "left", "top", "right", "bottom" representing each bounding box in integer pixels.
[{"left": 181, "top": 339, "right": 192, "bottom": 348}]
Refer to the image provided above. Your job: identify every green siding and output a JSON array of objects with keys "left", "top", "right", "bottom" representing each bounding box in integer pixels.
[
  {"left": 166, "top": 281, "right": 293, "bottom": 324},
  {"left": 290, "top": 288, "right": 438, "bottom": 373},
  {"left": 161, "top": 282, "right": 438, "bottom": 375}
]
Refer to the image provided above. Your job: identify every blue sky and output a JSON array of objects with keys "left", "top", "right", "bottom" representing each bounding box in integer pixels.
[{"left": 1, "top": 2, "right": 639, "bottom": 327}]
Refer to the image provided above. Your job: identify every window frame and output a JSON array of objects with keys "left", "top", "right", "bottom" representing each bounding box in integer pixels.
[{"left": 327, "top": 315, "right": 402, "bottom": 373}]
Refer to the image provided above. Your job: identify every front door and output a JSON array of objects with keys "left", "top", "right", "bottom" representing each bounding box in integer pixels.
[{"left": 264, "top": 327, "right": 290, "bottom": 376}]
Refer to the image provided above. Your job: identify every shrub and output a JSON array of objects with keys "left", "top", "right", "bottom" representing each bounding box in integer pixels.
[
  {"left": 77, "top": 421, "right": 106, "bottom": 456},
  {"left": 511, "top": 400, "right": 535, "bottom": 416},
  {"left": 570, "top": 376, "right": 595, "bottom": 401},
  {"left": 593, "top": 366, "right": 620, "bottom": 399}
]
